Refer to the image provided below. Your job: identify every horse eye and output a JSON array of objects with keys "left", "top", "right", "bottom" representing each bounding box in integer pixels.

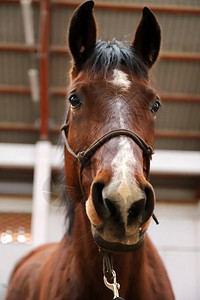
[
  {"left": 151, "top": 99, "right": 161, "bottom": 115},
  {"left": 68, "top": 93, "right": 82, "bottom": 109}
]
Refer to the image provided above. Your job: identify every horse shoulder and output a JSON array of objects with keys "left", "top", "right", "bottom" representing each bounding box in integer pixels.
[
  {"left": 38, "top": 236, "right": 81, "bottom": 300},
  {"left": 6, "top": 243, "right": 58, "bottom": 300},
  {"left": 144, "top": 235, "right": 175, "bottom": 300}
]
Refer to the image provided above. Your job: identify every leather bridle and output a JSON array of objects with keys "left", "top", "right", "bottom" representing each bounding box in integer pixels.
[{"left": 61, "top": 124, "right": 159, "bottom": 226}]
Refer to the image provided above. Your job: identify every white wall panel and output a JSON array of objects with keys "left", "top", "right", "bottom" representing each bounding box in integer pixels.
[{"left": 149, "top": 202, "right": 200, "bottom": 300}]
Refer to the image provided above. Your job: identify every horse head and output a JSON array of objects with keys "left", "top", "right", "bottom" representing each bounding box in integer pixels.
[{"left": 63, "top": 0, "right": 161, "bottom": 253}]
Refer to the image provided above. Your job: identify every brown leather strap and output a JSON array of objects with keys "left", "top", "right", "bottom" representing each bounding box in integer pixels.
[
  {"left": 102, "top": 251, "right": 114, "bottom": 282},
  {"left": 62, "top": 125, "right": 153, "bottom": 168},
  {"left": 61, "top": 125, "right": 79, "bottom": 160},
  {"left": 78, "top": 128, "right": 153, "bottom": 163}
]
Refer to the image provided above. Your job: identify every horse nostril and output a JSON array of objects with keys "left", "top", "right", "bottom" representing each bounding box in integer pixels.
[
  {"left": 127, "top": 199, "right": 145, "bottom": 226},
  {"left": 127, "top": 185, "right": 155, "bottom": 227},
  {"left": 104, "top": 198, "right": 121, "bottom": 223},
  {"left": 92, "top": 182, "right": 122, "bottom": 223},
  {"left": 92, "top": 181, "right": 107, "bottom": 220}
]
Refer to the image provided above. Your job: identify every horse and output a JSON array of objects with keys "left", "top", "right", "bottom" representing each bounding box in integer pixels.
[{"left": 6, "top": 1, "right": 174, "bottom": 299}]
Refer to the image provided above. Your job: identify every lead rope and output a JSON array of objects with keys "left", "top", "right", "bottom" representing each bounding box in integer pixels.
[{"left": 102, "top": 251, "right": 125, "bottom": 300}]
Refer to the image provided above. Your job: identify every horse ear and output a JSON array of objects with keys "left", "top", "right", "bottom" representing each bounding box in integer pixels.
[
  {"left": 132, "top": 7, "right": 161, "bottom": 68},
  {"left": 68, "top": 1, "right": 97, "bottom": 65}
]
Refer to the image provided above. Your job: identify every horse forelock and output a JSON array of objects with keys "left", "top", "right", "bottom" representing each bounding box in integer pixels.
[{"left": 83, "top": 39, "right": 148, "bottom": 79}]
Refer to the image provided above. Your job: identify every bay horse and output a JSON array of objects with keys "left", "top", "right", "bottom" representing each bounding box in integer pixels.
[{"left": 6, "top": 1, "right": 174, "bottom": 299}]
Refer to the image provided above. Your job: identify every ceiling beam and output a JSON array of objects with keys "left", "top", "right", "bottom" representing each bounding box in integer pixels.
[
  {"left": 0, "top": 0, "right": 39, "bottom": 4},
  {"left": 0, "top": 85, "right": 30, "bottom": 95},
  {"left": 2, "top": 0, "right": 200, "bottom": 16},
  {"left": 0, "top": 43, "right": 37, "bottom": 53},
  {"left": 159, "top": 52, "right": 200, "bottom": 62},
  {"left": 52, "top": 1, "right": 200, "bottom": 16},
  {"left": 161, "top": 94, "right": 200, "bottom": 103},
  {"left": 0, "top": 123, "right": 38, "bottom": 132},
  {"left": 155, "top": 130, "right": 200, "bottom": 140},
  {"left": 0, "top": 123, "right": 199, "bottom": 141},
  {"left": 1, "top": 43, "right": 200, "bottom": 63}
]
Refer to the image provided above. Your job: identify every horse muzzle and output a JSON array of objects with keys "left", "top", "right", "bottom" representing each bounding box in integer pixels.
[{"left": 86, "top": 176, "right": 155, "bottom": 253}]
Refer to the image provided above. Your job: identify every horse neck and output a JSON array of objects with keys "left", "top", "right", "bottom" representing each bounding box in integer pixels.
[
  {"left": 72, "top": 203, "right": 101, "bottom": 273},
  {"left": 71, "top": 203, "right": 147, "bottom": 293}
]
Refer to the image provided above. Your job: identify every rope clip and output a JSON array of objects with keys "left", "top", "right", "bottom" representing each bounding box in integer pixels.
[{"left": 103, "top": 270, "right": 120, "bottom": 299}]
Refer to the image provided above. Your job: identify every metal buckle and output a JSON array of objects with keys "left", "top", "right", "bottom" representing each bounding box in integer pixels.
[{"left": 103, "top": 270, "right": 120, "bottom": 299}]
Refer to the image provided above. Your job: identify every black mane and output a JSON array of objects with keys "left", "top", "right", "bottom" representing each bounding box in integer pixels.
[{"left": 84, "top": 39, "right": 148, "bottom": 79}]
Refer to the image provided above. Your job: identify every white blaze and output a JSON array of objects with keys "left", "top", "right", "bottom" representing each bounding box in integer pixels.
[
  {"left": 103, "top": 139, "right": 143, "bottom": 227},
  {"left": 103, "top": 69, "right": 142, "bottom": 227},
  {"left": 110, "top": 69, "right": 131, "bottom": 91},
  {"left": 102, "top": 69, "right": 144, "bottom": 245},
  {"left": 103, "top": 138, "right": 142, "bottom": 225}
]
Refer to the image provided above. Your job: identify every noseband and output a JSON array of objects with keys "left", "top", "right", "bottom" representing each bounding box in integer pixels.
[{"left": 61, "top": 124, "right": 154, "bottom": 184}]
